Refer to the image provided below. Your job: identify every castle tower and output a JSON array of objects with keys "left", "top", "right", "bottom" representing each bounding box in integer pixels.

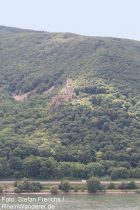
[
  {"left": 65, "top": 79, "right": 73, "bottom": 100},
  {"left": 52, "top": 78, "right": 74, "bottom": 104}
]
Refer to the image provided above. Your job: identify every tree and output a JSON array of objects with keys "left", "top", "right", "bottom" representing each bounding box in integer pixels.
[
  {"left": 9, "top": 156, "right": 22, "bottom": 170},
  {"left": 23, "top": 156, "right": 41, "bottom": 177},
  {"left": 40, "top": 157, "right": 58, "bottom": 179},
  {"left": 130, "top": 168, "right": 140, "bottom": 178},
  {"left": 58, "top": 162, "right": 86, "bottom": 179},
  {"left": 111, "top": 167, "right": 129, "bottom": 180},
  {"left": 86, "top": 163, "right": 105, "bottom": 178},
  {"left": 118, "top": 161, "right": 131, "bottom": 169},
  {"left": 0, "top": 158, "right": 11, "bottom": 177},
  {"left": 87, "top": 177, "right": 102, "bottom": 193}
]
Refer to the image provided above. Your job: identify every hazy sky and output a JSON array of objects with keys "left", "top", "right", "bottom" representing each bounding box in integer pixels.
[{"left": 0, "top": 0, "right": 140, "bottom": 41}]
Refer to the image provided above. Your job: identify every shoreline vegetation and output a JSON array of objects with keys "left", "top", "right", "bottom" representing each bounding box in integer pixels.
[{"left": 0, "top": 178, "right": 140, "bottom": 195}]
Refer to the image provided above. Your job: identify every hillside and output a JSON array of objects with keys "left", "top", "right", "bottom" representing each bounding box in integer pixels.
[{"left": 0, "top": 26, "right": 140, "bottom": 179}]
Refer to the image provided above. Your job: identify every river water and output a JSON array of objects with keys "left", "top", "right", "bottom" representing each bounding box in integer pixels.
[{"left": 0, "top": 194, "right": 140, "bottom": 210}]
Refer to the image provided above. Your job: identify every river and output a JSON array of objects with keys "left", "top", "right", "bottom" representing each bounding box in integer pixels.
[{"left": 0, "top": 194, "right": 140, "bottom": 210}]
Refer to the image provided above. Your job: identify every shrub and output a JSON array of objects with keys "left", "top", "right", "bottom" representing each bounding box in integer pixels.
[
  {"left": 50, "top": 186, "right": 59, "bottom": 194},
  {"left": 31, "top": 182, "right": 43, "bottom": 192},
  {"left": 127, "top": 181, "right": 136, "bottom": 189},
  {"left": 118, "top": 181, "right": 136, "bottom": 190},
  {"left": 59, "top": 181, "right": 71, "bottom": 192},
  {"left": 87, "top": 177, "right": 102, "bottom": 193},
  {"left": 15, "top": 179, "right": 43, "bottom": 193},
  {"left": 118, "top": 182, "right": 127, "bottom": 190},
  {"left": 74, "top": 186, "right": 79, "bottom": 192},
  {"left": 107, "top": 183, "right": 115, "bottom": 189},
  {"left": 81, "top": 186, "right": 86, "bottom": 192}
]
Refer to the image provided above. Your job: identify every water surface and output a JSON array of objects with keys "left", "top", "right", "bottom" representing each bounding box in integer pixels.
[{"left": 0, "top": 194, "right": 140, "bottom": 210}]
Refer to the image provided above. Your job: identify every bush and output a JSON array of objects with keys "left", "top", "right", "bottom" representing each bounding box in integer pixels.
[
  {"left": 15, "top": 179, "right": 43, "bottom": 193},
  {"left": 127, "top": 181, "right": 136, "bottom": 189},
  {"left": 81, "top": 186, "right": 86, "bottom": 192},
  {"left": 87, "top": 177, "right": 102, "bottom": 193},
  {"left": 14, "top": 188, "right": 21, "bottom": 193},
  {"left": 59, "top": 181, "right": 71, "bottom": 192},
  {"left": 119, "top": 181, "right": 136, "bottom": 190},
  {"left": 31, "top": 182, "right": 43, "bottom": 192},
  {"left": 74, "top": 186, "right": 79, "bottom": 192},
  {"left": 118, "top": 182, "right": 127, "bottom": 190},
  {"left": 107, "top": 183, "right": 115, "bottom": 189},
  {"left": 50, "top": 186, "right": 59, "bottom": 194}
]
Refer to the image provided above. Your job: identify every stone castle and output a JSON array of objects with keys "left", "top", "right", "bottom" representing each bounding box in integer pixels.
[{"left": 52, "top": 79, "right": 74, "bottom": 104}]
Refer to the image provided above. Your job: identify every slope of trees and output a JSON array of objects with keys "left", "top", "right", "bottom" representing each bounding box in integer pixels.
[{"left": 0, "top": 26, "right": 140, "bottom": 179}]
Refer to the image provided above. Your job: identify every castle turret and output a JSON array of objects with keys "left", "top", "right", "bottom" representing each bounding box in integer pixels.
[
  {"left": 65, "top": 79, "right": 73, "bottom": 100},
  {"left": 52, "top": 79, "right": 74, "bottom": 104}
]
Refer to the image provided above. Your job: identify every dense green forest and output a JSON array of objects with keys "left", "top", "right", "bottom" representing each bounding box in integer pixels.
[{"left": 0, "top": 26, "right": 140, "bottom": 179}]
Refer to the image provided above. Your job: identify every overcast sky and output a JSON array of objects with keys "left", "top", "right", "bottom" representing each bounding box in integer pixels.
[{"left": 0, "top": 0, "right": 140, "bottom": 41}]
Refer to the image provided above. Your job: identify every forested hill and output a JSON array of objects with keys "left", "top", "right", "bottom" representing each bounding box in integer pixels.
[{"left": 0, "top": 26, "right": 140, "bottom": 179}]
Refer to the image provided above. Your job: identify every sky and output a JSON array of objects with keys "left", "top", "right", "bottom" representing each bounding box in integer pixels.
[{"left": 0, "top": 0, "right": 140, "bottom": 41}]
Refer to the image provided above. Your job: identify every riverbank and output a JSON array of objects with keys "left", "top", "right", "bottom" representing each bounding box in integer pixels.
[
  {"left": 0, "top": 179, "right": 140, "bottom": 195},
  {"left": 1, "top": 189, "right": 140, "bottom": 195},
  {"left": 0, "top": 179, "right": 140, "bottom": 185}
]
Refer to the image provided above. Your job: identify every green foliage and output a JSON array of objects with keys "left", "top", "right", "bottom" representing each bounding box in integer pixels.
[
  {"left": 118, "top": 181, "right": 136, "bottom": 190},
  {"left": 118, "top": 161, "right": 131, "bottom": 169},
  {"left": 50, "top": 186, "right": 59, "bottom": 194},
  {"left": 0, "top": 26, "right": 140, "bottom": 179},
  {"left": 76, "top": 86, "right": 107, "bottom": 95},
  {"left": 40, "top": 157, "right": 58, "bottom": 179},
  {"left": 130, "top": 168, "right": 140, "bottom": 178},
  {"left": 107, "top": 183, "right": 115, "bottom": 189},
  {"left": 23, "top": 156, "right": 41, "bottom": 177},
  {"left": 14, "top": 179, "right": 43, "bottom": 193},
  {"left": 59, "top": 181, "right": 71, "bottom": 192},
  {"left": 127, "top": 181, "right": 137, "bottom": 189},
  {"left": 118, "top": 182, "right": 128, "bottom": 190},
  {"left": 111, "top": 167, "right": 130, "bottom": 180},
  {"left": 87, "top": 177, "right": 102, "bottom": 193},
  {"left": 74, "top": 186, "right": 79, "bottom": 192}
]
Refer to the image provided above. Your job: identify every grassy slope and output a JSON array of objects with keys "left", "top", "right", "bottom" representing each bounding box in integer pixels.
[{"left": 0, "top": 26, "right": 140, "bottom": 168}]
